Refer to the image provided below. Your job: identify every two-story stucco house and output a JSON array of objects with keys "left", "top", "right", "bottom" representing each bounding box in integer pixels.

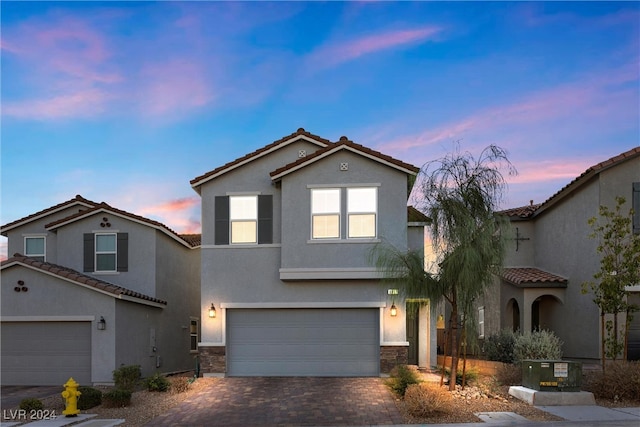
[
  {"left": 191, "top": 128, "right": 434, "bottom": 377},
  {"left": 476, "top": 147, "right": 640, "bottom": 361},
  {"left": 0, "top": 196, "right": 201, "bottom": 385}
]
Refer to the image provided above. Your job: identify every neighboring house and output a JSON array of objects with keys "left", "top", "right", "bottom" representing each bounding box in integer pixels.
[
  {"left": 1, "top": 195, "right": 201, "bottom": 385},
  {"left": 476, "top": 147, "right": 640, "bottom": 361},
  {"left": 191, "top": 128, "right": 434, "bottom": 377}
]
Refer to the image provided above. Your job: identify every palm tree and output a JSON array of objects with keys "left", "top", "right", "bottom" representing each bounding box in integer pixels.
[{"left": 373, "top": 144, "right": 515, "bottom": 390}]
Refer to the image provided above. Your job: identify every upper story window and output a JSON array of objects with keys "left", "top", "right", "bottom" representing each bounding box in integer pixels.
[
  {"left": 311, "top": 189, "right": 340, "bottom": 239},
  {"left": 84, "top": 232, "right": 128, "bottom": 273},
  {"left": 230, "top": 196, "right": 257, "bottom": 244},
  {"left": 95, "top": 233, "right": 117, "bottom": 272},
  {"left": 25, "top": 236, "right": 46, "bottom": 262},
  {"left": 347, "top": 187, "right": 377, "bottom": 238},
  {"left": 310, "top": 186, "right": 378, "bottom": 240},
  {"left": 214, "top": 195, "right": 272, "bottom": 245}
]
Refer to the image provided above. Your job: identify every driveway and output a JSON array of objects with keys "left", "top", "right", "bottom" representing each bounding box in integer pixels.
[{"left": 146, "top": 377, "right": 404, "bottom": 426}]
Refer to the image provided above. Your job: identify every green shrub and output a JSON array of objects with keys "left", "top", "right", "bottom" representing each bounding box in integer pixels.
[
  {"left": 77, "top": 386, "right": 102, "bottom": 410},
  {"left": 513, "top": 329, "right": 563, "bottom": 363},
  {"left": 145, "top": 373, "right": 170, "bottom": 392},
  {"left": 484, "top": 329, "right": 517, "bottom": 363},
  {"left": 19, "top": 398, "right": 43, "bottom": 412},
  {"left": 404, "top": 383, "right": 453, "bottom": 416},
  {"left": 387, "top": 364, "right": 421, "bottom": 397},
  {"left": 169, "top": 376, "right": 191, "bottom": 394},
  {"left": 113, "top": 365, "right": 141, "bottom": 391},
  {"left": 445, "top": 365, "right": 479, "bottom": 385},
  {"left": 583, "top": 361, "right": 640, "bottom": 401},
  {"left": 102, "top": 389, "right": 132, "bottom": 408}
]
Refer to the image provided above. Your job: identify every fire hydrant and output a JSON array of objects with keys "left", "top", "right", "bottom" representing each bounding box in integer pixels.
[{"left": 61, "top": 377, "right": 81, "bottom": 417}]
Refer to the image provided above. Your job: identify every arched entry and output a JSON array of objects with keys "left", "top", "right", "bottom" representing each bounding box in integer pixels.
[
  {"left": 531, "top": 295, "right": 563, "bottom": 331},
  {"left": 506, "top": 298, "right": 520, "bottom": 332}
]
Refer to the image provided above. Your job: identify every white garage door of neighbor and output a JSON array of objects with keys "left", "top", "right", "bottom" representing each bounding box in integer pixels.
[
  {"left": 1, "top": 322, "right": 92, "bottom": 386},
  {"left": 227, "top": 308, "right": 379, "bottom": 377}
]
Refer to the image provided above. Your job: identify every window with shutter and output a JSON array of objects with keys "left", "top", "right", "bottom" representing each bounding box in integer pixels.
[
  {"left": 83, "top": 232, "right": 128, "bottom": 272},
  {"left": 215, "top": 194, "right": 272, "bottom": 245},
  {"left": 633, "top": 182, "right": 640, "bottom": 235}
]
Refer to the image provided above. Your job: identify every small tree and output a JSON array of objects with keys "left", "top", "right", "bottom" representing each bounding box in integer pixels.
[
  {"left": 372, "top": 143, "right": 515, "bottom": 390},
  {"left": 582, "top": 196, "right": 640, "bottom": 371}
]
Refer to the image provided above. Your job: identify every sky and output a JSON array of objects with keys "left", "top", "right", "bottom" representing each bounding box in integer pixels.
[{"left": 1, "top": 1, "right": 639, "bottom": 260}]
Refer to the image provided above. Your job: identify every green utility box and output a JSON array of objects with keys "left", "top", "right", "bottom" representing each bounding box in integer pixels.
[{"left": 522, "top": 360, "right": 582, "bottom": 392}]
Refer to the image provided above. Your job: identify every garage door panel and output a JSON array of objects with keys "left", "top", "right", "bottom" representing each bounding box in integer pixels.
[
  {"left": 1, "top": 322, "right": 91, "bottom": 386},
  {"left": 227, "top": 308, "right": 379, "bottom": 377}
]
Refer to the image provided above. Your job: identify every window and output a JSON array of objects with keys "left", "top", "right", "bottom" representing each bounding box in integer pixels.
[
  {"left": 83, "top": 233, "right": 128, "bottom": 273},
  {"left": 633, "top": 182, "right": 640, "bottom": 235},
  {"left": 25, "top": 236, "right": 45, "bottom": 262},
  {"left": 478, "top": 307, "right": 485, "bottom": 339},
  {"left": 347, "top": 187, "right": 377, "bottom": 238},
  {"left": 214, "top": 195, "right": 272, "bottom": 245},
  {"left": 230, "top": 196, "right": 257, "bottom": 244},
  {"left": 95, "top": 233, "right": 116, "bottom": 272},
  {"left": 189, "top": 318, "right": 199, "bottom": 352},
  {"left": 311, "top": 188, "right": 340, "bottom": 239}
]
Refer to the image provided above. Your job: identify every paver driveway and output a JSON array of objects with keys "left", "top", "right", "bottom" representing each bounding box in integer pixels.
[{"left": 146, "top": 377, "right": 404, "bottom": 426}]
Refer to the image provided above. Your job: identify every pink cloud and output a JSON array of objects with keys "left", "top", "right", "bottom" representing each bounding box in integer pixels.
[
  {"left": 137, "top": 60, "right": 214, "bottom": 117},
  {"left": 3, "top": 88, "right": 112, "bottom": 119},
  {"left": 0, "top": 240, "right": 7, "bottom": 262},
  {"left": 307, "top": 26, "right": 442, "bottom": 68}
]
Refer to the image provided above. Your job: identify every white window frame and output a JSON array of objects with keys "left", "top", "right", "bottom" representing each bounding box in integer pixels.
[
  {"left": 95, "top": 233, "right": 117, "bottom": 272},
  {"left": 230, "top": 195, "right": 258, "bottom": 244},
  {"left": 24, "top": 235, "right": 46, "bottom": 262},
  {"left": 311, "top": 188, "right": 341, "bottom": 239},
  {"left": 189, "top": 317, "right": 199, "bottom": 353},
  {"left": 347, "top": 187, "right": 377, "bottom": 239},
  {"left": 478, "top": 306, "right": 485, "bottom": 339}
]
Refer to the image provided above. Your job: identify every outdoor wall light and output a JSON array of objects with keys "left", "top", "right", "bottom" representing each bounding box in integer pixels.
[
  {"left": 97, "top": 316, "right": 106, "bottom": 330},
  {"left": 390, "top": 302, "right": 398, "bottom": 317},
  {"left": 208, "top": 303, "right": 217, "bottom": 319}
]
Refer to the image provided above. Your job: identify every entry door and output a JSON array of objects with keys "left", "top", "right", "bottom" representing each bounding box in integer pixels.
[{"left": 406, "top": 312, "right": 419, "bottom": 365}]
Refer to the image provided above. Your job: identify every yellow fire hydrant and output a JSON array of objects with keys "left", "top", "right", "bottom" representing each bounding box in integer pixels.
[{"left": 61, "top": 377, "right": 81, "bottom": 417}]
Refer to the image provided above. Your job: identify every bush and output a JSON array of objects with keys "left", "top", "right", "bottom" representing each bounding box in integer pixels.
[
  {"left": 113, "top": 365, "right": 141, "bottom": 391},
  {"left": 169, "top": 376, "right": 191, "bottom": 394},
  {"left": 19, "top": 398, "right": 43, "bottom": 412},
  {"left": 583, "top": 361, "right": 640, "bottom": 401},
  {"left": 102, "top": 389, "right": 132, "bottom": 408},
  {"left": 484, "top": 329, "right": 517, "bottom": 363},
  {"left": 387, "top": 364, "right": 421, "bottom": 397},
  {"left": 513, "top": 329, "right": 563, "bottom": 363},
  {"left": 77, "top": 386, "right": 102, "bottom": 410},
  {"left": 445, "top": 365, "right": 479, "bottom": 385},
  {"left": 404, "top": 383, "right": 453, "bottom": 417},
  {"left": 495, "top": 362, "right": 522, "bottom": 386},
  {"left": 145, "top": 373, "right": 170, "bottom": 392}
]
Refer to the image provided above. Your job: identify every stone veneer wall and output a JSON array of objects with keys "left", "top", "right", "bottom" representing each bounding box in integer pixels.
[
  {"left": 199, "top": 346, "right": 226, "bottom": 375},
  {"left": 380, "top": 346, "right": 408, "bottom": 373}
]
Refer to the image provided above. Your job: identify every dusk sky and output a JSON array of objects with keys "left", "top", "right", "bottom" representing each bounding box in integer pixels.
[{"left": 1, "top": 1, "right": 639, "bottom": 260}]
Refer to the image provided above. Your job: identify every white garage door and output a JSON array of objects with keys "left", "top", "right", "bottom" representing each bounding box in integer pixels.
[
  {"left": 227, "top": 308, "right": 379, "bottom": 377},
  {"left": 1, "top": 322, "right": 91, "bottom": 385}
]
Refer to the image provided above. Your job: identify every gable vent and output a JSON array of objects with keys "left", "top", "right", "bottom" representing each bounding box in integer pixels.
[
  {"left": 298, "top": 150, "right": 306, "bottom": 158},
  {"left": 340, "top": 162, "right": 349, "bottom": 171}
]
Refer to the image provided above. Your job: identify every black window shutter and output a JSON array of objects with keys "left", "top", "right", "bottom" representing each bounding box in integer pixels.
[
  {"left": 117, "top": 233, "right": 129, "bottom": 272},
  {"left": 215, "top": 196, "right": 230, "bottom": 245},
  {"left": 258, "top": 195, "right": 273, "bottom": 244},
  {"left": 83, "top": 233, "right": 94, "bottom": 272},
  {"left": 633, "top": 182, "right": 640, "bottom": 235}
]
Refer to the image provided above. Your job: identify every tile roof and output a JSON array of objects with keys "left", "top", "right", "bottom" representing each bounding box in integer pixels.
[
  {"left": 498, "top": 202, "right": 542, "bottom": 219},
  {"left": 270, "top": 136, "right": 420, "bottom": 181},
  {"left": 190, "top": 128, "right": 332, "bottom": 189},
  {"left": 2, "top": 254, "right": 167, "bottom": 305},
  {"left": 501, "top": 267, "right": 568, "bottom": 288},
  {"left": 44, "top": 203, "right": 198, "bottom": 248},
  {"left": 1, "top": 195, "right": 98, "bottom": 235},
  {"left": 407, "top": 206, "right": 430, "bottom": 223},
  {"left": 179, "top": 233, "right": 202, "bottom": 246}
]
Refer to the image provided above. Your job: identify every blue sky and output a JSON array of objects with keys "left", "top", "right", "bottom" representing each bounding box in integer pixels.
[{"left": 1, "top": 1, "right": 639, "bottom": 259}]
